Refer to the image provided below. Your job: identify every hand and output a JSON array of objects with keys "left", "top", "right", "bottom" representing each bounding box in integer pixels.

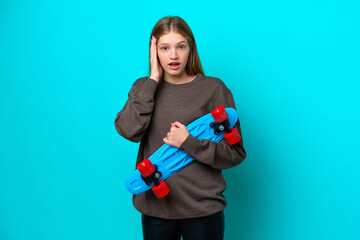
[
  {"left": 163, "top": 121, "right": 189, "bottom": 148},
  {"left": 149, "top": 35, "right": 163, "bottom": 82}
]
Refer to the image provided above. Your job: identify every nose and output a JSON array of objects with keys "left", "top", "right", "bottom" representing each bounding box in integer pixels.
[{"left": 170, "top": 48, "right": 178, "bottom": 59}]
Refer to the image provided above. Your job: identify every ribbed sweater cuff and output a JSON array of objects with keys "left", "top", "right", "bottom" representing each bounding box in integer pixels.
[{"left": 179, "top": 134, "right": 199, "bottom": 154}]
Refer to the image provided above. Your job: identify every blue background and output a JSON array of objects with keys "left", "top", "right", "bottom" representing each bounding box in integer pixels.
[{"left": 1, "top": 0, "right": 359, "bottom": 239}]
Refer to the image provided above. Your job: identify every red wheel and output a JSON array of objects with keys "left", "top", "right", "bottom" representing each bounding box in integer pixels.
[
  {"left": 224, "top": 128, "right": 241, "bottom": 145},
  {"left": 137, "top": 159, "right": 155, "bottom": 177},
  {"left": 211, "top": 106, "right": 228, "bottom": 123},
  {"left": 152, "top": 180, "right": 170, "bottom": 198}
]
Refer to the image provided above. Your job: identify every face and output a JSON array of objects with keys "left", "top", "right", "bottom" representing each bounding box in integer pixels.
[{"left": 157, "top": 31, "right": 191, "bottom": 78}]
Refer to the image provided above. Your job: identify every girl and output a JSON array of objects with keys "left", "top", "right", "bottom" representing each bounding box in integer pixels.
[{"left": 114, "top": 16, "right": 246, "bottom": 240}]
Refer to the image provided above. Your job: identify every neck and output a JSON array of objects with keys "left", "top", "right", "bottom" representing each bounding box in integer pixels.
[{"left": 164, "top": 71, "right": 197, "bottom": 85}]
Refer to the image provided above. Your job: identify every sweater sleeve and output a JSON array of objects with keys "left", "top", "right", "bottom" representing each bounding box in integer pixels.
[
  {"left": 114, "top": 77, "right": 158, "bottom": 143},
  {"left": 179, "top": 84, "right": 246, "bottom": 169}
]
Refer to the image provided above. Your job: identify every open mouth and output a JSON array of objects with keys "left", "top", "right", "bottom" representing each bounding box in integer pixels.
[{"left": 169, "top": 62, "right": 180, "bottom": 69}]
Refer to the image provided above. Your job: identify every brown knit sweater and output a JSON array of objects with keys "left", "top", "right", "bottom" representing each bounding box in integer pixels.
[{"left": 114, "top": 73, "right": 246, "bottom": 219}]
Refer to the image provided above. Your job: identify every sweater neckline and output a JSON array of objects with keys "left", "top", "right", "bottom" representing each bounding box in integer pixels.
[{"left": 161, "top": 73, "right": 203, "bottom": 88}]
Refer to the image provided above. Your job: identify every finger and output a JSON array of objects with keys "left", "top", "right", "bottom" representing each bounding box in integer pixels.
[
  {"left": 173, "top": 121, "right": 184, "bottom": 128},
  {"left": 173, "top": 121, "right": 180, "bottom": 126},
  {"left": 154, "top": 38, "right": 158, "bottom": 58},
  {"left": 151, "top": 38, "right": 156, "bottom": 58},
  {"left": 152, "top": 39, "right": 158, "bottom": 64},
  {"left": 168, "top": 131, "right": 175, "bottom": 139},
  {"left": 163, "top": 137, "right": 172, "bottom": 145},
  {"left": 151, "top": 36, "right": 156, "bottom": 52},
  {"left": 171, "top": 125, "right": 180, "bottom": 132},
  {"left": 150, "top": 39, "right": 154, "bottom": 62}
]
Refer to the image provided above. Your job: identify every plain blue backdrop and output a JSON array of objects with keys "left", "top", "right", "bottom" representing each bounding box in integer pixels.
[{"left": 1, "top": 0, "right": 359, "bottom": 239}]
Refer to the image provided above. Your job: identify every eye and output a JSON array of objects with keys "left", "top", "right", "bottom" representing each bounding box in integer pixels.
[
  {"left": 161, "top": 47, "right": 168, "bottom": 51},
  {"left": 179, "top": 45, "right": 185, "bottom": 50}
]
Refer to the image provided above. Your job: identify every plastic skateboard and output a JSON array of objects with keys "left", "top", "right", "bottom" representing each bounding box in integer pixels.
[{"left": 124, "top": 106, "right": 241, "bottom": 198}]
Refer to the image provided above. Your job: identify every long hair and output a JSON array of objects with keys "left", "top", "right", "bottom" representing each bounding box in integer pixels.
[{"left": 148, "top": 16, "right": 204, "bottom": 77}]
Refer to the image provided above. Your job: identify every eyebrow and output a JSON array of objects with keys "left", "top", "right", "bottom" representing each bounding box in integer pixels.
[{"left": 159, "top": 41, "right": 187, "bottom": 46}]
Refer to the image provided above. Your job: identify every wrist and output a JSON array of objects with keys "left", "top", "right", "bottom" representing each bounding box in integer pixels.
[
  {"left": 179, "top": 134, "right": 194, "bottom": 150},
  {"left": 149, "top": 75, "right": 160, "bottom": 82}
]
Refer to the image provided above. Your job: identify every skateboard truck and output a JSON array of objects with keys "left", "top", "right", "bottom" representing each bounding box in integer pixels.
[
  {"left": 210, "top": 120, "right": 231, "bottom": 135},
  {"left": 210, "top": 106, "right": 241, "bottom": 145},
  {"left": 137, "top": 159, "right": 170, "bottom": 198},
  {"left": 141, "top": 164, "right": 162, "bottom": 186}
]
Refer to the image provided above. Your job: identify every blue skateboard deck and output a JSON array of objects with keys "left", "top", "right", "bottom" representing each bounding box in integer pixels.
[{"left": 125, "top": 107, "right": 239, "bottom": 195}]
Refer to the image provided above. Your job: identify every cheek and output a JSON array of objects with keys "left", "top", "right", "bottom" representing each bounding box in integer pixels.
[
  {"left": 182, "top": 50, "right": 190, "bottom": 63},
  {"left": 157, "top": 52, "right": 167, "bottom": 65}
]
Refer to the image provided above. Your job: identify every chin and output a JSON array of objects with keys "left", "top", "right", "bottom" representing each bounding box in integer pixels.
[{"left": 165, "top": 68, "right": 186, "bottom": 77}]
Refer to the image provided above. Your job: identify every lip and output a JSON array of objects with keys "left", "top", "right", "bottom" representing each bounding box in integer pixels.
[{"left": 168, "top": 62, "right": 180, "bottom": 70}]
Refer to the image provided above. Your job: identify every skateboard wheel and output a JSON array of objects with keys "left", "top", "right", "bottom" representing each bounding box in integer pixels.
[
  {"left": 224, "top": 128, "right": 241, "bottom": 145},
  {"left": 137, "top": 159, "right": 155, "bottom": 177},
  {"left": 152, "top": 180, "right": 170, "bottom": 198},
  {"left": 211, "top": 106, "right": 228, "bottom": 123}
]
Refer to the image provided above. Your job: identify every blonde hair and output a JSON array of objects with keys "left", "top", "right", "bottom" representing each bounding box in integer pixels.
[{"left": 148, "top": 16, "right": 205, "bottom": 77}]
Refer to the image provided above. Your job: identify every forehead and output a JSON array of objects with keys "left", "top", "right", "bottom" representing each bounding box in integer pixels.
[{"left": 158, "top": 32, "right": 187, "bottom": 45}]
